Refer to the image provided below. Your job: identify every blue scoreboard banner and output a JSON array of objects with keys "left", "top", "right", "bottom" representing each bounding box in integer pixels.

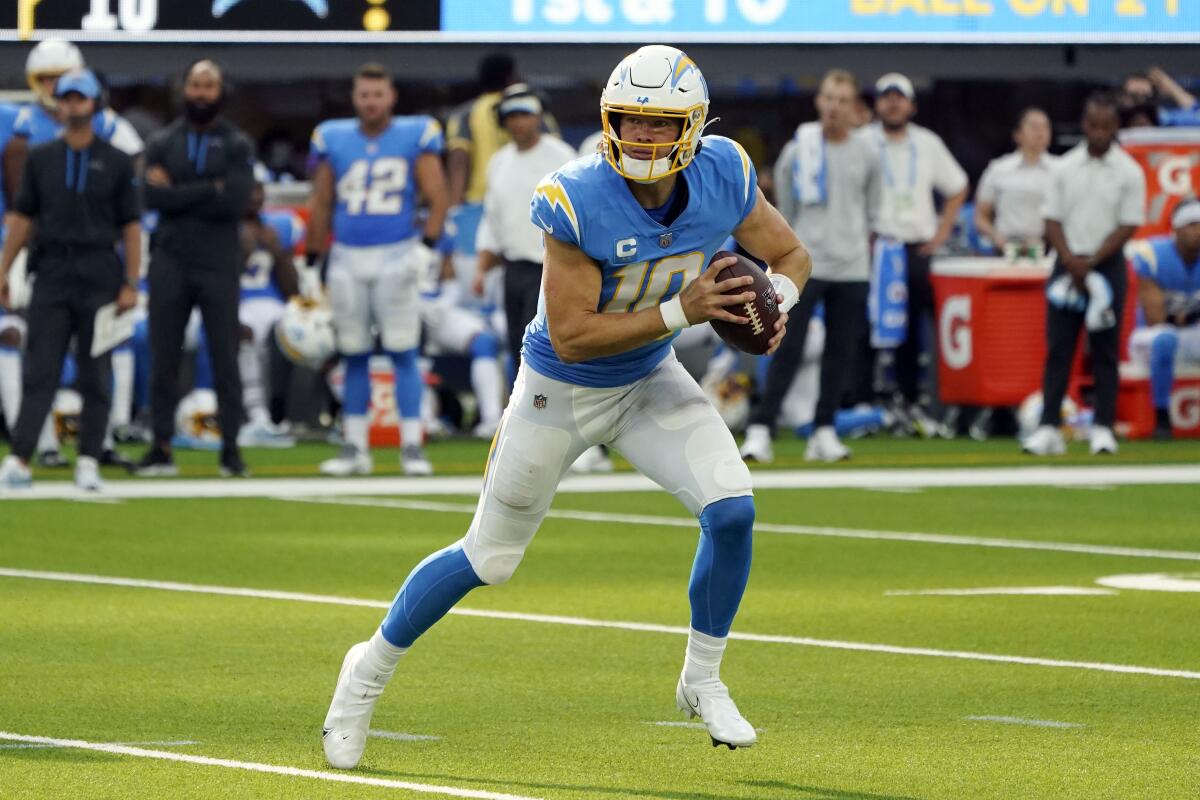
[{"left": 443, "top": 0, "right": 1199, "bottom": 43}]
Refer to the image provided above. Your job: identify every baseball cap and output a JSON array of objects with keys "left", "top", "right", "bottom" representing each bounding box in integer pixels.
[
  {"left": 54, "top": 68, "right": 101, "bottom": 100},
  {"left": 498, "top": 83, "right": 543, "bottom": 120},
  {"left": 875, "top": 73, "right": 915, "bottom": 100}
]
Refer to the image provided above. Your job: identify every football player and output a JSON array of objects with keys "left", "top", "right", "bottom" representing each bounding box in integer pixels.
[
  {"left": 306, "top": 63, "right": 448, "bottom": 476},
  {"left": 420, "top": 236, "right": 504, "bottom": 439},
  {"left": 1128, "top": 199, "right": 1200, "bottom": 439},
  {"left": 321, "top": 46, "right": 810, "bottom": 766},
  {"left": 236, "top": 179, "right": 301, "bottom": 446},
  {"left": 1, "top": 38, "right": 143, "bottom": 469}
]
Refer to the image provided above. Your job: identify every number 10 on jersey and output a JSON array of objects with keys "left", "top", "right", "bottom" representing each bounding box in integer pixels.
[{"left": 603, "top": 251, "right": 704, "bottom": 314}]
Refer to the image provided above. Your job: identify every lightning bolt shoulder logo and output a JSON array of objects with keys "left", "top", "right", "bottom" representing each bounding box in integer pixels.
[{"left": 534, "top": 178, "right": 580, "bottom": 243}]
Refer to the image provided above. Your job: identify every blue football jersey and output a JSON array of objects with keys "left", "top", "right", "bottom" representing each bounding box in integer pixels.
[
  {"left": 310, "top": 116, "right": 443, "bottom": 247},
  {"left": 0, "top": 102, "right": 19, "bottom": 227},
  {"left": 241, "top": 209, "right": 305, "bottom": 302},
  {"left": 12, "top": 103, "right": 131, "bottom": 147},
  {"left": 1130, "top": 235, "right": 1200, "bottom": 322},
  {"left": 526, "top": 135, "right": 758, "bottom": 388}
]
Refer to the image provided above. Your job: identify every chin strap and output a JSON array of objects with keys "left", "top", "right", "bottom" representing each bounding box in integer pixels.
[{"left": 768, "top": 273, "right": 800, "bottom": 313}]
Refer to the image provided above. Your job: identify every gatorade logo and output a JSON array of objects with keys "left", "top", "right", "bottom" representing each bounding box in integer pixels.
[{"left": 940, "top": 295, "right": 972, "bottom": 370}]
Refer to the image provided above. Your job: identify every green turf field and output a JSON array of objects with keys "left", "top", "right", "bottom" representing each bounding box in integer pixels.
[{"left": 2, "top": 437, "right": 1199, "bottom": 799}]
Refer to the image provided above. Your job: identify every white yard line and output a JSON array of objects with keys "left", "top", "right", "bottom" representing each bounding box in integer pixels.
[
  {"left": 370, "top": 730, "right": 443, "bottom": 742},
  {"left": 965, "top": 716, "right": 1084, "bottom": 729},
  {"left": 2, "top": 567, "right": 1198, "bottom": 682},
  {"left": 278, "top": 496, "right": 1200, "bottom": 564},
  {"left": 0, "top": 732, "right": 540, "bottom": 800},
  {"left": 886, "top": 587, "right": 1118, "bottom": 597},
  {"left": 0, "top": 739, "right": 198, "bottom": 750},
  {"left": 0, "top": 464, "right": 1196, "bottom": 501}
]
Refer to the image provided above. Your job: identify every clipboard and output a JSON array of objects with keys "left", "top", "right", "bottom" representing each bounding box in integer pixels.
[{"left": 91, "top": 302, "right": 136, "bottom": 357}]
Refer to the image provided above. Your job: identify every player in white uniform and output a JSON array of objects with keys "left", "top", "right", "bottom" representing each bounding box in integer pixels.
[
  {"left": 306, "top": 63, "right": 449, "bottom": 476},
  {"left": 237, "top": 179, "right": 302, "bottom": 446},
  {"left": 1127, "top": 200, "right": 1200, "bottom": 439},
  {"left": 419, "top": 231, "right": 504, "bottom": 438},
  {"left": 321, "top": 46, "right": 810, "bottom": 766}
]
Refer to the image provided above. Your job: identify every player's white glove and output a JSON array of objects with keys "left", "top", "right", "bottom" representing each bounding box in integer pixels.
[
  {"left": 768, "top": 273, "right": 799, "bottom": 313},
  {"left": 413, "top": 242, "right": 441, "bottom": 295}
]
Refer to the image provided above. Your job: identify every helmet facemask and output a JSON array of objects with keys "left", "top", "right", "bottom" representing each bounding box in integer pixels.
[{"left": 601, "top": 103, "right": 706, "bottom": 184}]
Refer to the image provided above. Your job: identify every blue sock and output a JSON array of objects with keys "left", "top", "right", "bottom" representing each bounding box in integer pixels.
[
  {"left": 342, "top": 353, "right": 371, "bottom": 416},
  {"left": 1150, "top": 330, "right": 1179, "bottom": 410},
  {"left": 470, "top": 331, "right": 499, "bottom": 360},
  {"left": 388, "top": 348, "right": 423, "bottom": 420},
  {"left": 379, "top": 543, "right": 485, "bottom": 648},
  {"left": 689, "top": 496, "right": 755, "bottom": 637}
]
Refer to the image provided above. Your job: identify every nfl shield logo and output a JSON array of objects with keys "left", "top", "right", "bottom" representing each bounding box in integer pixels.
[
  {"left": 659, "top": 232, "right": 673, "bottom": 248},
  {"left": 533, "top": 394, "right": 547, "bottom": 410}
]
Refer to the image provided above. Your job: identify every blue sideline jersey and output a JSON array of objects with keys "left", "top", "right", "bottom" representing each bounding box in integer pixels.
[
  {"left": 13, "top": 103, "right": 133, "bottom": 148},
  {"left": 1130, "top": 235, "right": 1200, "bottom": 323},
  {"left": 310, "top": 116, "right": 443, "bottom": 247},
  {"left": 0, "top": 102, "right": 20, "bottom": 224},
  {"left": 527, "top": 135, "right": 758, "bottom": 388},
  {"left": 241, "top": 209, "right": 305, "bottom": 302}
]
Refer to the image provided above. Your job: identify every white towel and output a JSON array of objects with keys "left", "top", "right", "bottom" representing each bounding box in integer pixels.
[
  {"left": 1083, "top": 272, "right": 1116, "bottom": 332},
  {"left": 790, "top": 122, "right": 827, "bottom": 206}
]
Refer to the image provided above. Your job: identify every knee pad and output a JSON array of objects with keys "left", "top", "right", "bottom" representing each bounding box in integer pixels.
[
  {"left": 700, "top": 495, "right": 755, "bottom": 545},
  {"left": 1151, "top": 330, "right": 1180, "bottom": 365},
  {"left": 470, "top": 331, "right": 499, "bottom": 360},
  {"left": 463, "top": 415, "right": 570, "bottom": 584}
]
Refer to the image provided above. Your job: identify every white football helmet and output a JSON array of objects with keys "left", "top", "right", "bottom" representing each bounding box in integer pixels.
[
  {"left": 275, "top": 296, "right": 336, "bottom": 370},
  {"left": 600, "top": 45, "right": 709, "bottom": 183},
  {"left": 26, "top": 39, "right": 85, "bottom": 109},
  {"left": 176, "top": 389, "right": 221, "bottom": 444}
]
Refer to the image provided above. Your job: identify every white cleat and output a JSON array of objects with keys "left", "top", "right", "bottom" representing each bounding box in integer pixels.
[
  {"left": 804, "top": 426, "right": 850, "bottom": 463},
  {"left": 739, "top": 424, "right": 774, "bottom": 464},
  {"left": 569, "top": 445, "right": 613, "bottom": 474},
  {"left": 320, "top": 445, "right": 373, "bottom": 477},
  {"left": 1089, "top": 425, "right": 1119, "bottom": 455},
  {"left": 74, "top": 456, "right": 103, "bottom": 492},
  {"left": 676, "top": 675, "right": 757, "bottom": 749},
  {"left": 238, "top": 419, "right": 297, "bottom": 449},
  {"left": 322, "top": 642, "right": 392, "bottom": 770},
  {"left": 401, "top": 445, "right": 433, "bottom": 476},
  {"left": 0, "top": 454, "right": 32, "bottom": 490},
  {"left": 1021, "top": 425, "right": 1066, "bottom": 456}
]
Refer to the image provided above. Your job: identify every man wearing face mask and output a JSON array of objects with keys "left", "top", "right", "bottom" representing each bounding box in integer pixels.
[{"left": 135, "top": 59, "right": 254, "bottom": 478}]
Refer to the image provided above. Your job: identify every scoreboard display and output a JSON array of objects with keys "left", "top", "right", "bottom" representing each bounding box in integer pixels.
[{"left": 9, "top": 0, "right": 438, "bottom": 41}]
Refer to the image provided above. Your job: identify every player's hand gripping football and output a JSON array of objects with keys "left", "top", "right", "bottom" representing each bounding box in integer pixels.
[{"left": 679, "top": 255, "right": 788, "bottom": 355}]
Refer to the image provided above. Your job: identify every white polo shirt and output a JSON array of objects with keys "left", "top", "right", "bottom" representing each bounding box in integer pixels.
[
  {"left": 867, "top": 122, "right": 968, "bottom": 244},
  {"left": 976, "top": 150, "right": 1059, "bottom": 242},
  {"left": 1042, "top": 143, "right": 1146, "bottom": 256},
  {"left": 477, "top": 134, "right": 578, "bottom": 263}
]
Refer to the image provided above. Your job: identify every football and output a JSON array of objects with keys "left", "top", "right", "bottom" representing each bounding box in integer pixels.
[{"left": 707, "top": 250, "right": 781, "bottom": 355}]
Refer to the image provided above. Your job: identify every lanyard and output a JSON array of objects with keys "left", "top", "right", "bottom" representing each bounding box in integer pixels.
[
  {"left": 64, "top": 147, "right": 90, "bottom": 193},
  {"left": 187, "top": 132, "right": 210, "bottom": 175},
  {"left": 877, "top": 130, "right": 917, "bottom": 191}
]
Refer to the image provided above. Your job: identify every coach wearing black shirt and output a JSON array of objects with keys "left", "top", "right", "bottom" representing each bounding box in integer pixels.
[
  {"left": 136, "top": 59, "right": 254, "bottom": 478},
  {"left": 0, "top": 70, "right": 140, "bottom": 492}
]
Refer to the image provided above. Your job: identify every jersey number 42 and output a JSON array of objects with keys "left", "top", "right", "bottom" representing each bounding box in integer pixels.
[{"left": 338, "top": 158, "right": 408, "bottom": 216}]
